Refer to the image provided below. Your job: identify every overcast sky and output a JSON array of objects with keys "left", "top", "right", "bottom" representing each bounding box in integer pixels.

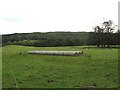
[{"left": 0, "top": 0, "right": 119, "bottom": 34}]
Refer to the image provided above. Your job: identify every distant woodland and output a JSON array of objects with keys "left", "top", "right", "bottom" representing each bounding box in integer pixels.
[
  {"left": 2, "top": 20, "right": 120, "bottom": 48},
  {"left": 1, "top": 31, "right": 120, "bottom": 48}
]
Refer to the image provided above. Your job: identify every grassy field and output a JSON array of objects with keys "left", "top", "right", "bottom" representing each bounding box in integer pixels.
[{"left": 2, "top": 45, "right": 118, "bottom": 88}]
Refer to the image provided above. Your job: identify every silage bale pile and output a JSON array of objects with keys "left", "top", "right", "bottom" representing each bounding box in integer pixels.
[{"left": 28, "top": 51, "right": 83, "bottom": 56}]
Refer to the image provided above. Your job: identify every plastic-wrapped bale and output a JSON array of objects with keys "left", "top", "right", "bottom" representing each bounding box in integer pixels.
[{"left": 28, "top": 51, "right": 83, "bottom": 56}]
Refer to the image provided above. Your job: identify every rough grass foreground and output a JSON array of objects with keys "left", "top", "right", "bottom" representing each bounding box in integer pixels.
[{"left": 2, "top": 45, "right": 118, "bottom": 88}]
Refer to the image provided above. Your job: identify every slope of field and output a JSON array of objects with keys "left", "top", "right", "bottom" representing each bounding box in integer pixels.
[{"left": 2, "top": 45, "right": 118, "bottom": 88}]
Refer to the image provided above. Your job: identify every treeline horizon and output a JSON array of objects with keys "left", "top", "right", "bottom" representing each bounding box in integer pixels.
[
  {"left": 1, "top": 31, "right": 90, "bottom": 35},
  {"left": 1, "top": 31, "right": 120, "bottom": 48}
]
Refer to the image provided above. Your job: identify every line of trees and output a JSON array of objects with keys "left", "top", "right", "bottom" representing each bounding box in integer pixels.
[
  {"left": 2, "top": 32, "right": 89, "bottom": 47},
  {"left": 91, "top": 20, "right": 120, "bottom": 48},
  {"left": 2, "top": 20, "right": 120, "bottom": 48}
]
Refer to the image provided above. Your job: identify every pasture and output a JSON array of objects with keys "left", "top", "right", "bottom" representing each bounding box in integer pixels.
[{"left": 2, "top": 45, "right": 118, "bottom": 88}]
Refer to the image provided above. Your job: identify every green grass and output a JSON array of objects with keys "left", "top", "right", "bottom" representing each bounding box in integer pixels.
[{"left": 2, "top": 45, "right": 118, "bottom": 88}]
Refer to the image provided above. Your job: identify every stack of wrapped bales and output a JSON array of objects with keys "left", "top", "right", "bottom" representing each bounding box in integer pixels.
[{"left": 28, "top": 51, "right": 83, "bottom": 56}]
